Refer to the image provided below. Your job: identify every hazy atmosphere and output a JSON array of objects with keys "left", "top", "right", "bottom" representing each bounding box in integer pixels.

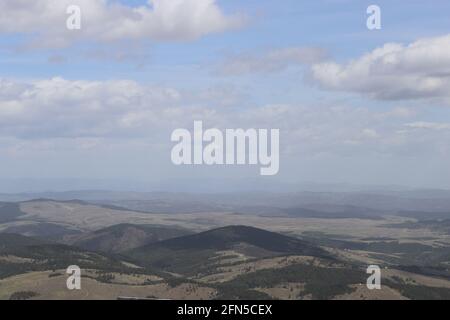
[{"left": 1, "top": 0, "right": 450, "bottom": 192}]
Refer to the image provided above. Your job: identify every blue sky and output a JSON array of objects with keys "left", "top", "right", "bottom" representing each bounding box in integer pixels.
[
  {"left": 2, "top": 1, "right": 449, "bottom": 78},
  {"left": 0, "top": 0, "right": 450, "bottom": 192}
]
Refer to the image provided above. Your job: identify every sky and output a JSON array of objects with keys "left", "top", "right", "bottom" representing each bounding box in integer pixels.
[{"left": 0, "top": 0, "right": 450, "bottom": 192}]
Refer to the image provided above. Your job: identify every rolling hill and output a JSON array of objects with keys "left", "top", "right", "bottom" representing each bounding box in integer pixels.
[
  {"left": 0, "top": 222, "right": 82, "bottom": 242},
  {"left": 151, "top": 225, "right": 326, "bottom": 254},
  {"left": 0, "top": 203, "right": 26, "bottom": 223},
  {"left": 70, "top": 224, "right": 192, "bottom": 253},
  {"left": 2, "top": 225, "right": 450, "bottom": 300},
  {"left": 0, "top": 233, "right": 48, "bottom": 250},
  {"left": 127, "top": 226, "right": 329, "bottom": 275},
  {"left": 0, "top": 233, "right": 141, "bottom": 280}
]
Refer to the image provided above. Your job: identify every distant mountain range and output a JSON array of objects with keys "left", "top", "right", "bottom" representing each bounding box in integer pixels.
[{"left": 3, "top": 189, "right": 450, "bottom": 214}]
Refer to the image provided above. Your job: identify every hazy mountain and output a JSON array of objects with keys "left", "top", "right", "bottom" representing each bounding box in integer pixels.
[
  {"left": 396, "top": 211, "right": 450, "bottom": 220},
  {"left": 3, "top": 189, "right": 450, "bottom": 214}
]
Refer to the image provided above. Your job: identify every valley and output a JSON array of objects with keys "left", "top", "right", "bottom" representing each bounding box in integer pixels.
[{"left": 1, "top": 193, "right": 450, "bottom": 300}]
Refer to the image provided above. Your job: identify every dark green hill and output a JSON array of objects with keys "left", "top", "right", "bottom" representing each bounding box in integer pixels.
[
  {"left": 0, "top": 223, "right": 82, "bottom": 241},
  {"left": 71, "top": 224, "right": 192, "bottom": 253},
  {"left": 154, "top": 225, "right": 326, "bottom": 256},
  {"left": 0, "top": 203, "right": 26, "bottom": 223},
  {"left": 127, "top": 226, "right": 328, "bottom": 275},
  {"left": 0, "top": 233, "right": 140, "bottom": 279},
  {"left": 0, "top": 233, "right": 48, "bottom": 250}
]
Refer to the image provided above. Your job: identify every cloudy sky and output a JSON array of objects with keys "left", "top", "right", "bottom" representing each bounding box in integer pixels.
[{"left": 1, "top": 0, "right": 450, "bottom": 192}]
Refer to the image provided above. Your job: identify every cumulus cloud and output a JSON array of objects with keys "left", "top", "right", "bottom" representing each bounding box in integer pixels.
[
  {"left": 217, "top": 47, "right": 328, "bottom": 75},
  {"left": 311, "top": 34, "right": 450, "bottom": 101},
  {"left": 1, "top": 76, "right": 448, "bottom": 160},
  {"left": 0, "top": 0, "right": 245, "bottom": 48},
  {"left": 0, "top": 77, "right": 253, "bottom": 143},
  {"left": 0, "top": 77, "right": 178, "bottom": 139}
]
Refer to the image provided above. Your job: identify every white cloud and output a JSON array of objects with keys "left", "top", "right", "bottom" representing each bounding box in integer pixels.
[
  {"left": 405, "top": 122, "right": 450, "bottom": 130},
  {"left": 311, "top": 34, "right": 450, "bottom": 101},
  {"left": 217, "top": 47, "right": 328, "bottom": 75},
  {"left": 1, "top": 76, "right": 450, "bottom": 160},
  {"left": 0, "top": 77, "right": 178, "bottom": 139},
  {"left": 0, "top": 0, "right": 245, "bottom": 48}
]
